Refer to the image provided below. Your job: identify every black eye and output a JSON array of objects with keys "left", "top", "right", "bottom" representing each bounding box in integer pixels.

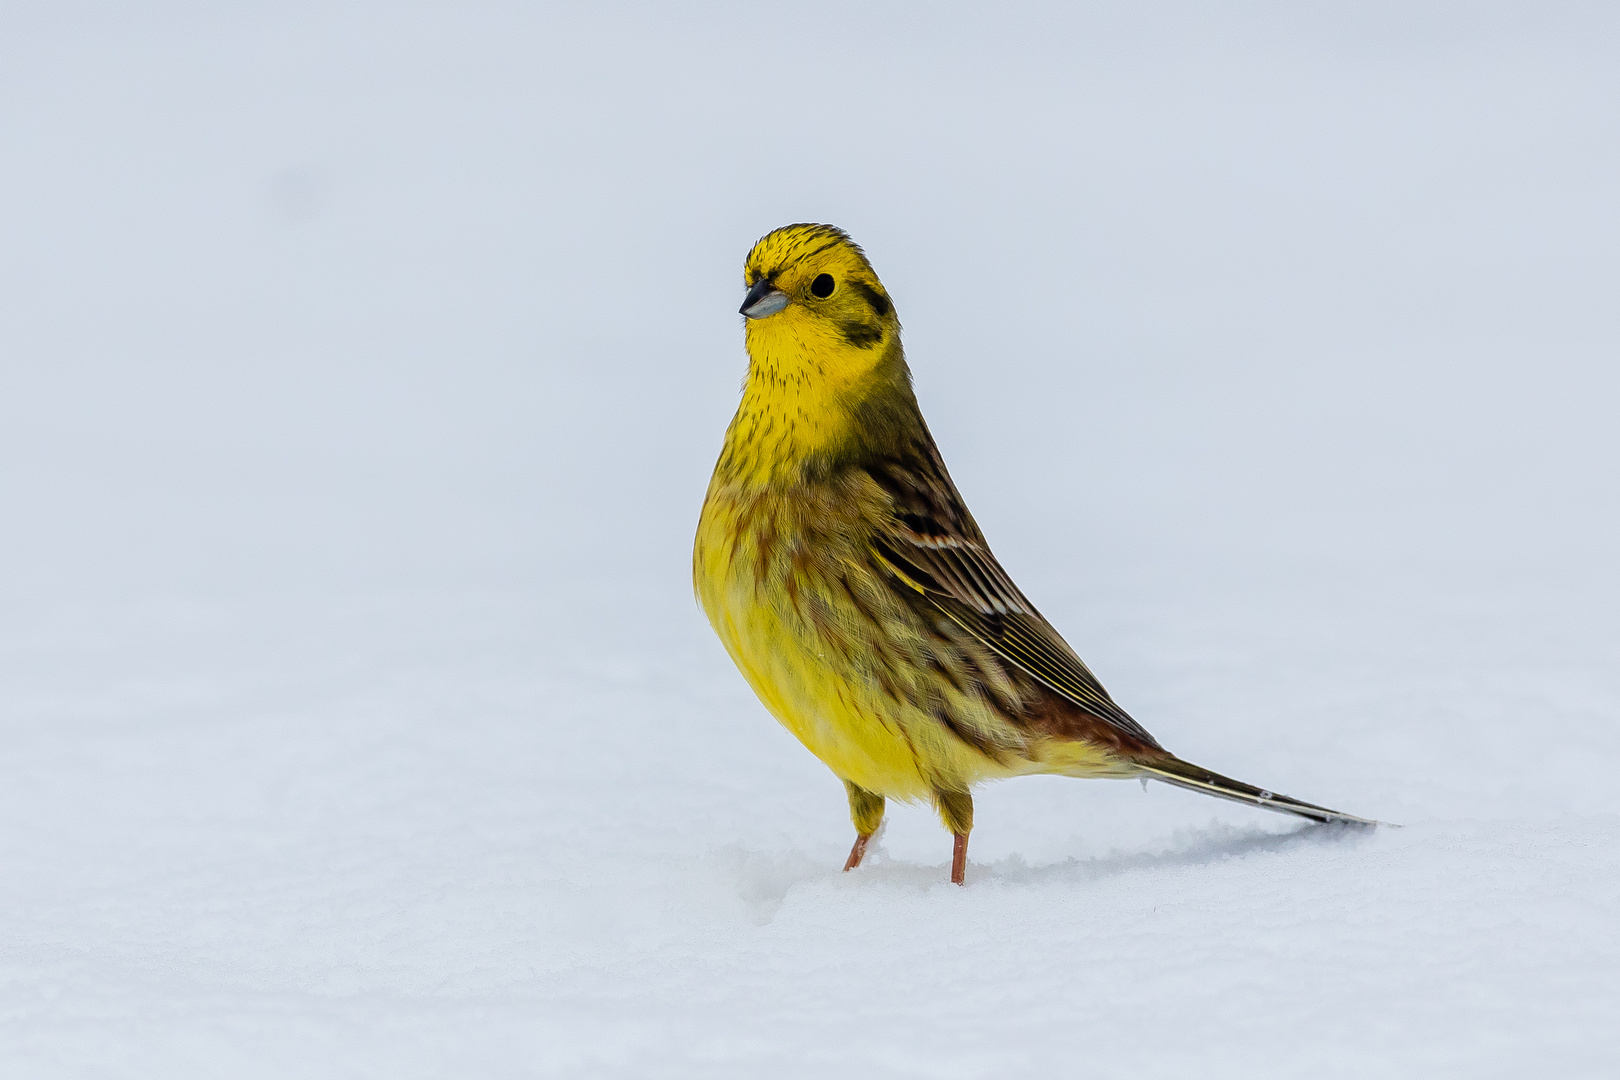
[{"left": 810, "top": 273, "right": 835, "bottom": 298}]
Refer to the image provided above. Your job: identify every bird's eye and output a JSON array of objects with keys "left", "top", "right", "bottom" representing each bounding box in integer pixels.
[{"left": 810, "top": 274, "right": 835, "bottom": 298}]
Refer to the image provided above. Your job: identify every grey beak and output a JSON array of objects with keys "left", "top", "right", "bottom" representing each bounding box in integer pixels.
[{"left": 740, "top": 279, "right": 790, "bottom": 319}]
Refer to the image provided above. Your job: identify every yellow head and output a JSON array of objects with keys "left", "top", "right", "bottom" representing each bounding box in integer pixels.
[
  {"left": 725, "top": 225, "right": 911, "bottom": 477},
  {"left": 739, "top": 224, "right": 901, "bottom": 394}
]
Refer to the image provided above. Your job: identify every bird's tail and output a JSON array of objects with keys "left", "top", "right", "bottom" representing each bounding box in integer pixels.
[{"left": 1136, "top": 756, "right": 1380, "bottom": 826}]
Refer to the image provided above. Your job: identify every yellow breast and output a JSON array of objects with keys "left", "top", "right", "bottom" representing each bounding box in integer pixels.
[{"left": 693, "top": 475, "right": 938, "bottom": 800}]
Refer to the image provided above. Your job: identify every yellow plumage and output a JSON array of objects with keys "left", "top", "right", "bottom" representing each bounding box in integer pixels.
[{"left": 695, "top": 224, "right": 1373, "bottom": 883}]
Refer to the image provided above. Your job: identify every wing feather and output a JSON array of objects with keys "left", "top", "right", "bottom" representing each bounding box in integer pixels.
[{"left": 864, "top": 453, "right": 1159, "bottom": 749}]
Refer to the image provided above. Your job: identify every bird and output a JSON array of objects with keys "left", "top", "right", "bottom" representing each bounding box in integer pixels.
[{"left": 694, "top": 223, "right": 1374, "bottom": 885}]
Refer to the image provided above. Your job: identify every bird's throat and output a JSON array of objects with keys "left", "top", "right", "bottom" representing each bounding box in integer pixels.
[
  {"left": 720, "top": 374, "right": 856, "bottom": 485},
  {"left": 719, "top": 330, "right": 880, "bottom": 485}
]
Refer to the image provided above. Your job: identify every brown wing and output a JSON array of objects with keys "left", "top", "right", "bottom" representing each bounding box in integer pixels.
[{"left": 863, "top": 449, "right": 1162, "bottom": 750}]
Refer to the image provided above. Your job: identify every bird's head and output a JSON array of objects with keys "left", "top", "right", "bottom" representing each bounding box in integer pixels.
[{"left": 739, "top": 224, "right": 900, "bottom": 386}]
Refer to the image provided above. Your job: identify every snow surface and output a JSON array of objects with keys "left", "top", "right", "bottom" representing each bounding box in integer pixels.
[{"left": 3, "top": 4, "right": 1618, "bottom": 1077}]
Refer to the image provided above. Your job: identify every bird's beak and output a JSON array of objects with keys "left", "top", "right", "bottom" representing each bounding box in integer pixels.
[{"left": 740, "top": 279, "right": 790, "bottom": 319}]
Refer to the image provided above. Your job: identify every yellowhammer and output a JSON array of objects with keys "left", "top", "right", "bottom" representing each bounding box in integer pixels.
[{"left": 694, "top": 223, "right": 1374, "bottom": 885}]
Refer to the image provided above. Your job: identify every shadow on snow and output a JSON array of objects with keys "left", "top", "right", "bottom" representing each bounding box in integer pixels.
[{"left": 708, "top": 819, "right": 1372, "bottom": 924}]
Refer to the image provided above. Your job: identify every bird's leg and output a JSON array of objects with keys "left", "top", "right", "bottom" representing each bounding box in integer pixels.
[
  {"left": 844, "top": 833, "right": 872, "bottom": 872},
  {"left": 843, "top": 781, "right": 885, "bottom": 871},
  {"left": 934, "top": 790, "right": 974, "bottom": 886}
]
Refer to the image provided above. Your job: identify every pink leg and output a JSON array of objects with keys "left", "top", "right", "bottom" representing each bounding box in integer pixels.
[
  {"left": 844, "top": 832, "right": 873, "bottom": 871},
  {"left": 950, "top": 832, "right": 968, "bottom": 886}
]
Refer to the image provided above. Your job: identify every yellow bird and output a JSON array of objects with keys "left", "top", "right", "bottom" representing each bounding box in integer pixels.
[{"left": 694, "top": 223, "right": 1373, "bottom": 885}]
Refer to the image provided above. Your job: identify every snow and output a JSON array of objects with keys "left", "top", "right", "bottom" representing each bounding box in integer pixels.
[{"left": 3, "top": 4, "right": 1618, "bottom": 1077}]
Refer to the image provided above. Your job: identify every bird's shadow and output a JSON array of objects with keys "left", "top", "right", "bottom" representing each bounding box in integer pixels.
[{"left": 709, "top": 820, "right": 1373, "bottom": 924}]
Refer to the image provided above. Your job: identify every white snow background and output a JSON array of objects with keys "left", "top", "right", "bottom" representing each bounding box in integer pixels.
[{"left": 3, "top": 3, "right": 1617, "bottom": 1077}]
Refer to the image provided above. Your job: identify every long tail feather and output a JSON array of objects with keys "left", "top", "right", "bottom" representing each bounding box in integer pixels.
[{"left": 1138, "top": 757, "right": 1381, "bottom": 826}]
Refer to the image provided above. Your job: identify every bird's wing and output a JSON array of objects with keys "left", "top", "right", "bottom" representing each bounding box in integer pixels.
[{"left": 864, "top": 454, "right": 1161, "bottom": 749}]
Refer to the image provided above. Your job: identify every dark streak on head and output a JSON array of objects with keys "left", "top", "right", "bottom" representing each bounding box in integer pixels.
[
  {"left": 841, "top": 321, "right": 884, "bottom": 349},
  {"left": 751, "top": 225, "right": 861, "bottom": 282},
  {"left": 853, "top": 280, "right": 891, "bottom": 318},
  {"left": 796, "top": 237, "right": 848, "bottom": 266}
]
